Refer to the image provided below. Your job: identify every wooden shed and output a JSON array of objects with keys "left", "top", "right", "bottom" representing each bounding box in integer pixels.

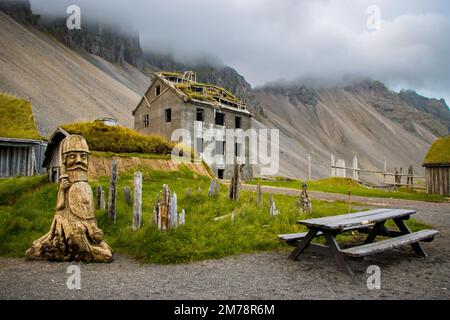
[
  {"left": 423, "top": 136, "right": 450, "bottom": 195},
  {"left": 0, "top": 137, "right": 47, "bottom": 177}
]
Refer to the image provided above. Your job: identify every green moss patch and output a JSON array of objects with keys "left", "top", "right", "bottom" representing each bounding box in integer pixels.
[
  {"left": 62, "top": 122, "right": 175, "bottom": 155},
  {"left": 0, "top": 92, "right": 42, "bottom": 140}
]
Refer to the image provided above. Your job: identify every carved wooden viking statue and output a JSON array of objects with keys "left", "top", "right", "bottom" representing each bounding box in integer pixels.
[{"left": 26, "top": 135, "right": 113, "bottom": 262}]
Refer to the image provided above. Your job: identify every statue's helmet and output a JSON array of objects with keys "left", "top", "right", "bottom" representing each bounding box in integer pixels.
[{"left": 61, "top": 135, "right": 90, "bottom": 155}]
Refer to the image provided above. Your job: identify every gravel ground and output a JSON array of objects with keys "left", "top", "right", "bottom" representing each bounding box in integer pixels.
[{"left": 1, "top": 190, "right": 449, "bottom": 300}]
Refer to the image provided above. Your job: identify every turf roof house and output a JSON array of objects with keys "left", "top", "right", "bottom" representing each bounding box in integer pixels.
[
  {"left": 0, "top": 93, "right": 47, "bottom": 178},
  {"left": 422, "top": 136, "right": 450, "bottom": 195},
  {"left": 133, "top": 71, "right": 253, "bottom": 180}
]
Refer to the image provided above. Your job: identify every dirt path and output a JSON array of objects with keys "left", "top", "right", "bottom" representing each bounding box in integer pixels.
[{"left": 1, "top": 189, "right": 449, "bottom": 300}]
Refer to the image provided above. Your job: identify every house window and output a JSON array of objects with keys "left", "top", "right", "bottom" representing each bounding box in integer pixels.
[
  {"left": 217, "top": 169, "right": 224, "bottom": 180},
  {"left": 235, "top": 116, "right": 241, "bottom": 129},
  {"left": 235, "top": 143, "right": 241, "bottom": 157},
  {"left": 143, "top": 114, "right": 149, "bottom": 127},
  {"left": 156, "top": 85, "right": 161, "bottom": 96},
  {"left": 215, "top": 112, "right": 225, "bottom": 126},
  {"left": 196, "top": 138, "right": 203, "bottom": 153},
  {"left": 165, "top": 108, "right": 172, "bottom": 122},
  {"left": 215, "top": 140, "right": 225, "bottom": 155},
  {"left": 196, "top": 108, "right": 204, "bottom": 122}
]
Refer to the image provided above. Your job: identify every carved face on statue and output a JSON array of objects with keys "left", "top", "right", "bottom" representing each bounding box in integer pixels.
[
  {"left": 65, "top": 151, "right": 89, "bottom": 172},
  {"left": 61, "top": 135, "right": 90, "bottom": 180}
]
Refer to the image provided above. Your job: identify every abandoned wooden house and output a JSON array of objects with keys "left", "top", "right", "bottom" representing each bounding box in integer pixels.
[
  {"left": 423, "top": 136, "right": 450, "bottom": 195},
  {"left": 133, "top": 71, "right": 253, "bottom": 180}
]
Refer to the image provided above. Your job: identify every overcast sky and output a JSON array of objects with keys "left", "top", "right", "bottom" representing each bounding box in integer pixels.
[{"left": 30, "top": 0, "right": 450, "bottom": 103}]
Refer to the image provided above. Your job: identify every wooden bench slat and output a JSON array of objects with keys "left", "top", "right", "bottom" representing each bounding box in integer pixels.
[
  {"left": 341, "top": 229, "right": 439, "bottom": 257},
  {"left": 278, "top": 231, "right": 323, "bottom": 241},
  {"left": 300, "top": 209, "right": 416, "bottom": 231},
  {"left": 298, "top": 208, "right": 392, "bottom": 225}
]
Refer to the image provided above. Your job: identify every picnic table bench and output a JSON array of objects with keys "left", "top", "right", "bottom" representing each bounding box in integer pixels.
[{"left": 279, "top": 208, "right": 439, "bottom": 275}]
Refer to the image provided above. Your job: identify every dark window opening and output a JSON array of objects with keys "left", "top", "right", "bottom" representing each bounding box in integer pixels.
[
  {"left": 156, "top": 85, "right": 161, "bottom": 96},
  {"left": 196, "top": 108, "right": 204, "bottom": 122},
  {"left": 165, "top": 108, "right": 172, "bottom": 122},
  {"left": 217, "top": 169, "right": 224, "bottom": 180},
  {"left": 215, "top": 140, "right": 225, "bottom": 155},
  {"left": 196, "top": 138, "right": 203, "bottom": 153},
  {"left": 235, "top": 116, "right": 241, "bottom": 129},
  {"left": 215, "top": 112, "right": 225, "bottom": 126},
  {"left": 235, "top": 143, "right": 241, "bottom": 157},
  {"left": 144, "top": 114, "right": 149, "bottom": 127}
]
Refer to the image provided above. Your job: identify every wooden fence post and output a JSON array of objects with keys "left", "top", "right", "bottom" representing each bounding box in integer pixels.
[
  {"left": 170, "top": 192, "right": 178, "bottom": 228},
  {"left": 352, "top": 155, "right": 359, "bottom": 181},
  {"left": 108, "top": 160, "right": 118, "bottom": 222},
  {"left": 160, "top": 184, "right": 170, "bottom": 231},
  {"left": 133, "top": 172, "right": 142, "bottom": 231},
  {"left": 383, "top": 157, "right": 387, "bottom": 184},
  {"left": 97, "top": 186, "right": 106, "bottom": 210},
  {"left": 331, "top": 154, "right": 336, "bottom": 177},
  {"left": 229, "top": 164, "right": 241, "bottom": 200},
  {"left": 123, "top": 187, "right": 132, "bottom": 206},
  {"left": 269, "top": 195, "right": 279, "bottom": 217},
  {"left": 256, "top": 183, "right": 263, "bottom": 207}
]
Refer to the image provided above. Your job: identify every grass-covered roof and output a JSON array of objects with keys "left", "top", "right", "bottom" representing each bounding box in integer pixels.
[
  {"left": 61, "top": 121, "right": 174, "bottom": 155},
  {"left": 158, "top": 71, "right": 246, "bottom": 110},
  {"left": 0, "top": 92, "right": 42, "bottom": 140},
  {"left": 423, "top": 135, "right": 450, "bottom": 165}
]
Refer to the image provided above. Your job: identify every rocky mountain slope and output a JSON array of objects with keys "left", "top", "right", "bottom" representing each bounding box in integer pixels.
[
  {"left": 0, "top": 11, "right": 140, "bottom": 136},
  {"left": 1, "top": 0, "right": 449, "bottom": 180},
  {"left": 254, "top": 82, "right": 442, "bottom": 179}
]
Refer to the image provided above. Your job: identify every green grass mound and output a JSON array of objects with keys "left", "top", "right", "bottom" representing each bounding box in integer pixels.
[
  {"left": 0, "top": 92, "right": 42, "bottom": 140},
  {"left": 0, "top": 168, "right": 428, "bottom": 263},
  {"left": 423, "top": 135, "right": 450, "bottom": 165},
  {"left": 62, "top": 122, "right": 174, "bottom": 155}
]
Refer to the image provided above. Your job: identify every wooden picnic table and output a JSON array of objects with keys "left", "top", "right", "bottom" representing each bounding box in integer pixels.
[{"left": 279, "top": 208, "right": 439, "bottom": 275}]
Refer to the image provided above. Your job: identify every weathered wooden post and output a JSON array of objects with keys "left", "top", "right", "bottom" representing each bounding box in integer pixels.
[
  {"left": 307, "top": 154, "right": 312, "bottom": 181},
  {"left": 337, "top": 159, "right": 346, "bottom": 177},
  {"left": 331, "top": 154, "right": 336, "bottom": 177},
  {"left": 169, "top": 191, "right": 178, "bottom": 228},
  {"left": 352, "top": 155, "right": 359, "bottom": 181},
  {"left": 108, "top": 160, "right": 118, "bottom": 222},
  {"left": 229, "top": 164, "right": 241, "bottom": 200},
  {"left": 256, "top": 183, "right": 263, "bottom": 207},
  {"left": 208, "top": 179, "right": 219, "bottom": 197},
  {"left": 399, "top": 167, "right": 403, "bottom": 185},
  {"left": 160, "top": 184, "right": 170, "bottom": 230},
  {"left": 348, "top": 190, "right": 352, "bottom": 213},
  {"left": 179, "top": 209, "right": 186, "bottom": 226},
  {"left": 123, "top": 187, "right": 132, "bottom": 206},
  {"left": 97, "top": 186, "right": 106, "bottom": 210},
  {"left": 407, "top": 165, "right": 414, "bottom": 189},
  {"left": 298, "top": 182, "right": 312, "bottom": 214},
  {"left": 383, "top": 157, "right": 387, "bottom": 184},
  {"left": 132, "top": 172, "right": 142, "bottom": 231},
  {"left": 269, "top": 194, "right": 279, "bottom": 217}
]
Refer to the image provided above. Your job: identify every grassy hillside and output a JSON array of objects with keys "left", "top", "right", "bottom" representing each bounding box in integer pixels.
[
  {"left": 0, "top": 167, "right": 428, "bottom": 263},
  {"left": 62, "top": 122, "right": 174, "bottom": 155},
  {"left": 0, "top": 92, "right": 42, "bottom": 140},
  {"left": 248, "top": 177, "right": 446, "bottom": 202}
]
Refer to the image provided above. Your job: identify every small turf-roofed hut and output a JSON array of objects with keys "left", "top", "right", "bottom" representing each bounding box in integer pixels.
[
  {"left": 43, "top": 121, "right": 174, "bottom": 182},
  {"left": 423, "top": 136, "right": 450, "bottom": 195},
  {"left": 0, "top": 93, "right": 47, "bottom": 177}
]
